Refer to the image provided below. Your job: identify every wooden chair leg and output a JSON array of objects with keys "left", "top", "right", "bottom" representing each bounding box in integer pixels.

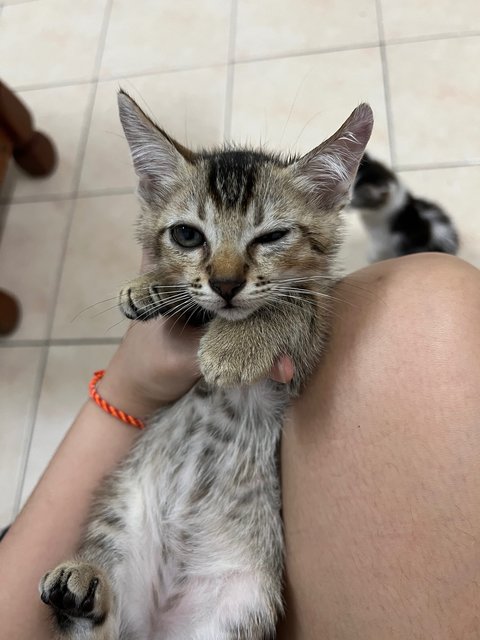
[
  {"left": 0, "top": 79, "right": 57, "bottom": 178},
  {"left": 13, "top": 131, "right": 56, "bottom": 177},
  {"left": 0, "top": 289, "right": 20, "bottom": 336},
  {"left": 0, "top": 128, "right": 13, "bottom": 184},
  {"left": 0, "top": 80, "right": 58, "bottom": 337}
]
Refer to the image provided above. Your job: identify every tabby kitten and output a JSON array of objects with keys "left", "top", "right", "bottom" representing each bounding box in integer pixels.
[
  {"left": 351, "top": 152, "right": 459, "bottom": 261},
  {"left": 39, "top": 93, "right": 373, "bottom": 640}
]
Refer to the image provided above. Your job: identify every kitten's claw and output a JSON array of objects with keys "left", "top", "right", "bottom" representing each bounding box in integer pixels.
[{"left": 40, "top": 561, "right": 110, "bottom": 623}]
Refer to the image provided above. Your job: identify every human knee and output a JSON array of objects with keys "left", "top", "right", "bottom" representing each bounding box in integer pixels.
[
  {"left": 340, "top": 253, "right": 479, "bottom": 359},
  {"left": 329, "top": 254, "right": 480, "bottom": 413}
]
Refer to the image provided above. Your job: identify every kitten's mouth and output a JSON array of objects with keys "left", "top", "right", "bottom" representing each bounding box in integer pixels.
[{"left": 182, "top": 306, "right": 213, "bottom": 326}]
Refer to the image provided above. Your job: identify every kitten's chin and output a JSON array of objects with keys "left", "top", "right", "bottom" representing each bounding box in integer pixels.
[{"left": 215, "top": 307, "right": 254, "bottom": 321}]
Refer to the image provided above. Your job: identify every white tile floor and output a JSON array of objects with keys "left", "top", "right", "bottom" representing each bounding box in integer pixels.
[{"left": 0, "top": 0, "right": 479, "bottom": 528}]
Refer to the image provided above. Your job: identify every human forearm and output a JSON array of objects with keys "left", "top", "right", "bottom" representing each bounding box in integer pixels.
[{"left": 0, "top": 400, "right": 140, "bottom": 639}]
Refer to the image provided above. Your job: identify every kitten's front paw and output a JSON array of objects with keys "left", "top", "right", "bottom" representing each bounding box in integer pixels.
[
  {"left": 199, "top": 335, "right": 273, "bottom": 388},
  {"left": 199, "top": 352, "right": 264, "bottom": 387},
  {"left": 40, "top": 561, "right": 110, "bottom": 624}
]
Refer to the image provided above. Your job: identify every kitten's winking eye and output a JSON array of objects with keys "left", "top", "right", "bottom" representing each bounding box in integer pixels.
[
  {"left": 252, "top": 229, "right": 290, "bottom": 245},
  {"left": 171, "top": 225, "right": 205, "bottom": 249}
]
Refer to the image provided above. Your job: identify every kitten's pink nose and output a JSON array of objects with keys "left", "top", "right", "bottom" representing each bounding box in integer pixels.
[{"left": 209, "top": 278, "right": 246, "bottom": 303}]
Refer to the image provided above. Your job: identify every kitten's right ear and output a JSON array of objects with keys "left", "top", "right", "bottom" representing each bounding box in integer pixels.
[
  {"left": 290, "top": 103, "right": 374, "bottom": 212},
  {"left": 118, "top": 90, "right": 191, "bottom": 204}
]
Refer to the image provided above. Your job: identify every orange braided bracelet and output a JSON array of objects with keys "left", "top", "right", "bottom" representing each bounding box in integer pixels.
[{"left": 89, "top": 369, "right": 145, "bottom": 430}]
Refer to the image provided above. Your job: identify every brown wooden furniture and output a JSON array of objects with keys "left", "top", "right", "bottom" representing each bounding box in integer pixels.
[{"left": 0, "top": 80, "right": 57, "bottom": 335}]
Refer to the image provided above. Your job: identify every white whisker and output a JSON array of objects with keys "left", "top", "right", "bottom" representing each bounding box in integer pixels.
[
  {"left": 70, "top": 296, "right": 121, "bottom": 322},
  {"left": 167, "top": 300, "right": 199, "bottom": 335}
]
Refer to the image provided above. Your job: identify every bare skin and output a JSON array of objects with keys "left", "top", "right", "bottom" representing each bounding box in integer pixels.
[
  {"left": 1, "top": 253, "right": 479, "bottom": 639},
  {"left": 279, "top": 253, "right": 480, "bottom": 639}
]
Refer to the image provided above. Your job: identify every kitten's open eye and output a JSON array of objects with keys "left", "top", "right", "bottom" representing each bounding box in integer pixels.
[
  {"left": 171, "top": 225, "right": 205, "bottom": 249},
  {"left": 253, "top": 229, "right": 290, "bottom": 245}
]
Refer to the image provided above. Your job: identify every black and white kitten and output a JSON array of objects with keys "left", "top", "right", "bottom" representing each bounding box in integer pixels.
[{"left": 351, "top": 153, "right": 459, "bottom": 262}]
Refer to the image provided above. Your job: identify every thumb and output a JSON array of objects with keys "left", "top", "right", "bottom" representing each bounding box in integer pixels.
[{"left": 269, "top": 355, "right": 294, "bottom": 384}]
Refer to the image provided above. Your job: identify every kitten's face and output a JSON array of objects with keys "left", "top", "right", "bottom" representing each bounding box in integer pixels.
[
  {"left": 138, "top": 152, "right": 338, "bottom": 321},
  {"left": 118, "top": 92, "right": 373, "bottom": 324}
]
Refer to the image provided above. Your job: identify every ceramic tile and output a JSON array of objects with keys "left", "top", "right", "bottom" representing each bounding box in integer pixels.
[
  {"left": 0, "top": 0, "right": 107, "bottom": 88},
  {"left": 21, "top": 344, "right": 117, "bottom": 505},
  {"left": 52, "top": 194, "right": 141, "bottom": 339},
  {"left": 387, "top": 37, "right": 480, "bottom": 166},
  {"left": 230, "top": 48, "right": 390, "bottom": 163},
  {"left": 2, "top": 0, "right": 39, "bottom": 4},
  {"left": 99, "top": 0, "right": 230, "bottom": 79},
  {"left": 0, "top": 347, "right": 42, "bottom": 527},
  {"left": 79, "top": 67, "right": 227, "bottom": 193},
  {"left": 235, "top": 0, "right": 378, "bottom": 61},
  {"left": 381, "top": 0, "right": 480, "bottom": 41},
  {"left": 398, "top": 165, "right": 480, "bottom": 269},
  {"left": 0, "top": 200, "right": 71, "bottom": 340},
  {"left": 8, "top": 84, "right": 92, "bottom": 201}
]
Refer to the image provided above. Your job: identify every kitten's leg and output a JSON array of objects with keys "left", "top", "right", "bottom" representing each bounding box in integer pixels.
[
  {"left": 172, "top": 480, "right": 284, "bottom": 639},
  {"left": 181, "top": 571, "right": 281, "bottom": 640},
  {"left": 119, "top": 272, "right": 211, "bottom": 326},
  {"left": 39, "top": 560, "right": 117, "bottom": 639},
  {"left": 118, "top": 271, "right": 171, "bottom": 321},
  {"left": 213, "top": 573, "right": 281, "bottom": 640},
  {"left": 199, "top": 297, "right": 326, "bottom": 393}
]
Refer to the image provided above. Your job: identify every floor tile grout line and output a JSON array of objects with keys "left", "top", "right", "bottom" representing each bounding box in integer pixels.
[
  {"left": 77, "top": 186, "right": 133, "bottom": 199},
  {"left": 0, "top": 191, "right": 73, "bottom": 206},
  {"left": 375, "top": 0, "right": 396, "bottom": 167},
  {"left": 11, "top": 28, "right": 480, "bottom": 95},
  {"left": 13, "top": 62, "right": 228, "bottom": 94},
  {"left": 233, "top": 40, "right": 381, "bottom": 65},
  {"left": 12, "top": 0, "right": 115, "bottom": 515},
  {"left": 91, "top": 0, "right": 114, "bottom": 82},
  {"left": 223, "top": 0, "right": 238, "bottom": 141},
  {"left": 12, "top": 343, "right": 49, "bottom": 515},
  {"left": 396, "top": 159, "right": 480, "bottom": 172},
  {"left": 1, "top": 339, "right": 47, "bottom": 348},
  {"left": 14, "top": 78, "right": 94, "bottom": 93},
  {"left": 0, "top": 186, "right": 135, "bottom": 206},
  {"left": 387, "top": 30, "right": 480, "bottom": 46},
  {"left": 3, "top": 0, "right": 38, "bottom": 5},
  {"left": 109, "top": 61, "right": 229, "bottom": 88},
  {"left": 0, "top": 337, "right": 122, "bottom": 349}
]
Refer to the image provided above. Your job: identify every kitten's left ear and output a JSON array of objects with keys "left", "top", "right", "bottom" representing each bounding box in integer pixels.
[{"left": 291, "top": 103, "right": 373, "bottom": 211}]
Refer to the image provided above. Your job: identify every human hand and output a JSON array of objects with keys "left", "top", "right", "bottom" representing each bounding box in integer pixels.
[{"left": 101, "top": 320, "right": 294, "bottom": 418}]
